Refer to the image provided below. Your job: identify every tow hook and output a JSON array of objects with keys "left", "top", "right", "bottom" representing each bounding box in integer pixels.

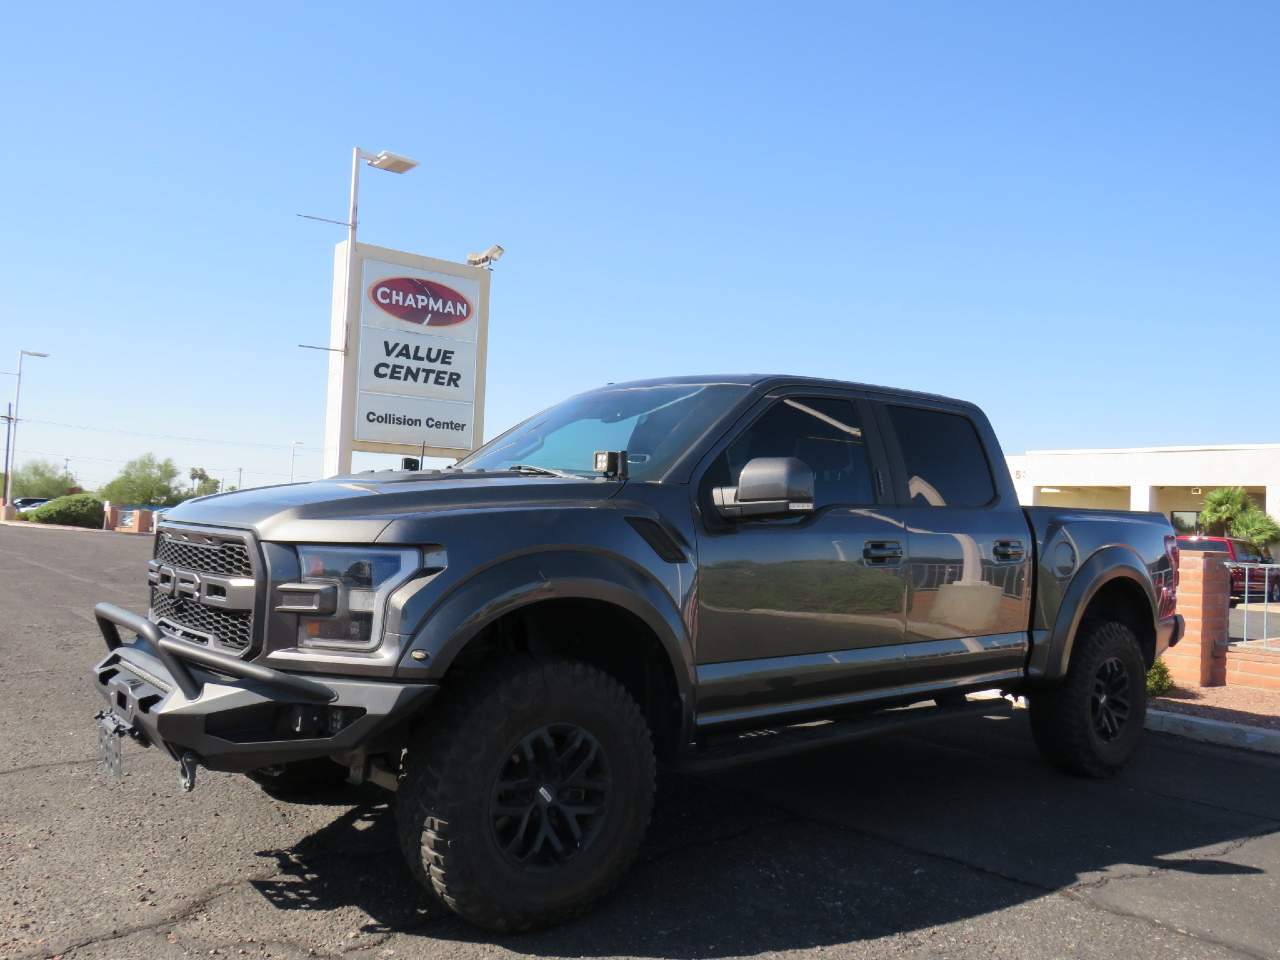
[{"left": 178, "top": 751, "right": 200, "bottom": 793}]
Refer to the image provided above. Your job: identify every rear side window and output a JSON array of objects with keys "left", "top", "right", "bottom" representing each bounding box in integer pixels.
[
  {"left": 1179, "top": 538, "right": 1230, "bottom": 554},
  {"left": 888, "top": 405, "right": 995, "bottom": 508},
  {"left": 1234, "top": 541, "right": 1259, "bottom": 562}
]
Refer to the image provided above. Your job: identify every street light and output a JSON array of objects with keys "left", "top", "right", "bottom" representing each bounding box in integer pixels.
[
  {"left": 290, "top": 440, "right": 304, "bottom": 483},
  {"left": 342, "top": 146, "right": 418, "bottom": 343},
  {"left": 3, "top": 350, "right": 49, "bottom": 507}
]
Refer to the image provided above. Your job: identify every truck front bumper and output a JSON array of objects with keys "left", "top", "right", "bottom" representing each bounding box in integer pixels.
[{"left": 91, "top": 602, "right": 436, "bottom": 774}]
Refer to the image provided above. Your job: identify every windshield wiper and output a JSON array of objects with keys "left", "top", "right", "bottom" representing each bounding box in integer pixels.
[{"left": 507, "top": 464, "right": 584, "bottom": 479}]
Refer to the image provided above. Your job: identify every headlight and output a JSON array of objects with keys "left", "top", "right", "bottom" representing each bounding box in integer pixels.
[{"left": 291, "top": 546, "right": 419, "bottom": 650}]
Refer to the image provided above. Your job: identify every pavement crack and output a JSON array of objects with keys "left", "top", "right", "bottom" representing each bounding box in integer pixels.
[
  {"left": 697, "top": 773, "right": 1272, "bottom": 960},
  {"left": 0, "top": 756, "right": 98, "bottom": 777},
  {"left": 1061, "top": 887, "right": 1272, "bottom": 960},
  {"left": 12, "top": 868, "right": 278, "bottom": 960}
]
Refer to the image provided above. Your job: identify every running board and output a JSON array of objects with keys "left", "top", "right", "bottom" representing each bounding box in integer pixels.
[{"left": 679, "top": 697, "right": 1014, "bottom": 774}]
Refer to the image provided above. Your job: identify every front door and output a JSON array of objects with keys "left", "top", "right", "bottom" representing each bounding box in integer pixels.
[{"left": 693, "top": 392, "right": 910, "bottom": 723}]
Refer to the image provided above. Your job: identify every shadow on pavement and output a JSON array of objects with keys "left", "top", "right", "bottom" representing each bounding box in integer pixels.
[{"left": 248, "top": 714, "right": 1277, "bottom": 958}]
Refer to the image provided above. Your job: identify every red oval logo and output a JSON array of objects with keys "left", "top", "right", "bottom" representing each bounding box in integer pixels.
[{"left": 367, "top": 277, "right": 473, "bottom": 326}]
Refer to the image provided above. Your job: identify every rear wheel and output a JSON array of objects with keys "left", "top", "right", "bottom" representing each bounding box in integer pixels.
[
  {"left": 396, "top": 657, "right": 655, "bottom": 931},
  {"left": 1029, "top": 621, "right": 1147, "bottom": 778}
]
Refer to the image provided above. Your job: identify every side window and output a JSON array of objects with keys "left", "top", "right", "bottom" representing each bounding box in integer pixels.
[
  {"left": 887, "top": 405, "right": 995, "bottom": 508},
  {"left": 710, "top": 397, "right": 874, "bottom": 509}
]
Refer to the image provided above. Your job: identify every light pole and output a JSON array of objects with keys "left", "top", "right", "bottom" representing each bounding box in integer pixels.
[
  {"left": 3, "top": 350, "right": 49, "bottom": 507},
  {"left": 341, "top": 148, "right": 418, "bottom": 352},
  {"left": 305, "top": 148, "right": 418, "bottom": 479},
  {"left": 290, "top": 441, "right": 304, "bottom": 483}
]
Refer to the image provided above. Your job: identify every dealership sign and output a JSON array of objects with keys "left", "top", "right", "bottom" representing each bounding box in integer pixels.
[{"left": 322, "top": 242, "right": 491, "bottom": 474}]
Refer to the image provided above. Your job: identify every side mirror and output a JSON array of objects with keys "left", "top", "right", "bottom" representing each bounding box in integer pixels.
[{"left": 713, "top": 457, "right": 815, "bottom": 519}]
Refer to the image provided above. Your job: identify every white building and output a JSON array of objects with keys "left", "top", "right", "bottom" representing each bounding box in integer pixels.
[{"left": 1005, "top": 443, "right": 1280, "bottom": 531}]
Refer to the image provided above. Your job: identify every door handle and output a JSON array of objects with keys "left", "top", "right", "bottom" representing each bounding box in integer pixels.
[
  {"left": 993, "top": 540, "right": 1024, "bottom": 562},
  {"left": 863, "top": 541, "right": 903, "bottom": 564}
]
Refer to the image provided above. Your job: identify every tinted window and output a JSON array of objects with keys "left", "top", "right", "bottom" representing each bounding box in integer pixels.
[
  {"left": 888, "top": 405, "right": 994, "bottom": 508},
  {"left": 711, "top": 397, "right": 874, "bottom": 508},
  {"left": 458, "top": 383, "right": 748, "bottom": 481},
  {"left": 1234, "top": 541, "right": 1260, "bottom": 562},
  {"left": 1177, "top": 538, "right": 1229, "bottom": 553}
]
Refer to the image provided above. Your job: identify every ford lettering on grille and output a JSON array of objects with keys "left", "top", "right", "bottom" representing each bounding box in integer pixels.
[{"left": 148, "top": 528, "right": 258, "bottom": 655}]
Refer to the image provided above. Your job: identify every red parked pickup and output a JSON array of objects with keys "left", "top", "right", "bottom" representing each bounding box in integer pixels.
[{"left": 1177, "top": 535, "right": 1278, "bottom": 601}]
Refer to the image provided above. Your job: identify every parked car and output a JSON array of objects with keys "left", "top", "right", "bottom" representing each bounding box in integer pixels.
[
  {"left": 1176, "top": 535, "right": 1279, "bottom": 601},
  {"left": 13, "top": 497, "right": 52, "bottom": 513},
  {"left": 91, "top": 375, "right": 1183, "bottom": 931}
]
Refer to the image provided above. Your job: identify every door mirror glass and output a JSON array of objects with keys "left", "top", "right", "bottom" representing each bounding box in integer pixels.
[{"left": 713, "top": 457, "right": 815, "bottom": 519}]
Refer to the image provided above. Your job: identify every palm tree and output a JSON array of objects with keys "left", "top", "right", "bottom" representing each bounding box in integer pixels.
[
  {"left": 1231, "top": 507, "right": 1280, "bottom": 551},
  {"left": 1199, "top": 486, "right": 1251, "bottom": 536}
]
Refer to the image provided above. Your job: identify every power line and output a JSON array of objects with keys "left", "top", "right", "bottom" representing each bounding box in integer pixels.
[
  {"left": 21, "top": 417, "right": 325, "bottom": 453},
  {"left": 17, "top": 447, "right": 302, "bottom": 480}
]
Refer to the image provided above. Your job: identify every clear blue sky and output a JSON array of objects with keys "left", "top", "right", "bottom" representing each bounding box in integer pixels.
[{"left": 3, "top": 2, "right": 1277, "bottom": 490}]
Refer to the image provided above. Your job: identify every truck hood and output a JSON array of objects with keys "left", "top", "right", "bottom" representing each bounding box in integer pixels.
[{"left": 160, "top": 471, "right": 624, "bottom": 543}]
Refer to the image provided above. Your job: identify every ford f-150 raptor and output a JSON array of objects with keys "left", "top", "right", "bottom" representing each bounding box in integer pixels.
[{"left": 92, "top": 375, "right": 1183, "bottom": 931}]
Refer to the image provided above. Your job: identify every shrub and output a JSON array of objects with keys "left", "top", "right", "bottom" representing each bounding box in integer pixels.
[
  {"left": 1146, "top": 658, "right": 1174, "bottom": 698},
  {"left": 28, "top": 494, "right": 105, "bottom": 529}
]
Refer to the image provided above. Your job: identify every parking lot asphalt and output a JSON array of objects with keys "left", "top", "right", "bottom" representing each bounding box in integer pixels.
[{"left": 3, "top": 522, "right": 1280, "bottom": 960}]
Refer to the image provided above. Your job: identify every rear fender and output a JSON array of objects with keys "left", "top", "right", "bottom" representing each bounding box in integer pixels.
[{"left": 1030, "top": 545, "right": 1157, "bottom": 681}]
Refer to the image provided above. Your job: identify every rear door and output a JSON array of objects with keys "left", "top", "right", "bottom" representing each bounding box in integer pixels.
[{"left": 872, "top": 399, "right": 1031, "bottom": 684}]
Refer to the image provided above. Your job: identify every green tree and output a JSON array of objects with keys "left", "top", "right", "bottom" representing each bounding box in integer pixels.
[
  {"left": 10, "top": 458, "right": 77, "bottom": 499},
  {"left": 1199, "top": 487, "right": 1252, "bottom": 536},
  {"left": 1231, "top": 506, "right": 1280, "bottom": 551},
  {"left": 99, "top": 454, "right": 182, "bottom": 506},
  {"left": 188, "top": 466, "right": 219, "bottom": 498}
]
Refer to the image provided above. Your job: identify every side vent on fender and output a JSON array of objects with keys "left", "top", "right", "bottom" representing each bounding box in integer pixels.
[{"left": 626, "top": 517, "right": 688, "bottom": 564}]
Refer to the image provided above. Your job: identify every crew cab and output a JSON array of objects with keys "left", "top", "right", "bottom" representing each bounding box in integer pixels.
[{"left": 91, "top": 375, "right": 1182, "bottom": 931}]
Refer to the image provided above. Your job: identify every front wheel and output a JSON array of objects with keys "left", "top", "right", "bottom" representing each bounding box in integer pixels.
[
  {"left": 1029, "top": 621, "right": 1147, "bottom": 778},
  {"left": 396, "top": 657, "right": 656, "bottom": 931}
]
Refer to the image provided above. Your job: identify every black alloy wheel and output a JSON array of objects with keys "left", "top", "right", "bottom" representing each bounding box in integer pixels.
[
  {"left": 490, "top": 723, "right": 612, "bottom": 868},
  {"left": 1090, "top": 656, "right": 1131, "bottom": 742}
]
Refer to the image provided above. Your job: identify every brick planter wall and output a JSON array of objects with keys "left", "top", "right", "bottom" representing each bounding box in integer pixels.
[
  {"left": 1162, "top": 551, "right": 1228, "bottom": 687},
  {"left": 1161, "top": 549, "right": 1280, "bottom": 690},
  {"left": 1225, "top": 647, "right": 1280, "bottom": 690}
]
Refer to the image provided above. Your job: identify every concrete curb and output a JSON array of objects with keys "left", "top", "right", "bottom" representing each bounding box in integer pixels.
[
  {"left": 1146, "top": 708, "right": 1280, "bottom": 756},
  {"left": 0, "top": 520, "right": 124, "bottom": 534}
]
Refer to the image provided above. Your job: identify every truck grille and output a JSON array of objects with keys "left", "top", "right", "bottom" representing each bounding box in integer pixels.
[
  {"left": 155, "top": 533, "right": 253, "bottom": 577},
  {"left": 150, "top": 526, "right": 259, "bottom": 656},
  {"left": 151, "top": 593, "right": 254, "bottom": 653}
]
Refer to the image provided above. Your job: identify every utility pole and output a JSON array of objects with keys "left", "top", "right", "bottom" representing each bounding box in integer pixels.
[
  {"left": 1, "top": 403, "right": 11, "bottom": 503},
  {"left": 237, "top": 467, "right": 243, "bottom": 491},
  {"left": 4, "top": 351, "right": 50, "bottom": 507}
]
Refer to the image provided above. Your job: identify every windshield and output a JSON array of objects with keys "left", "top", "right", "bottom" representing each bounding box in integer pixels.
[{"left": 457, "top": 383, "right": 749, "bottom": 481}]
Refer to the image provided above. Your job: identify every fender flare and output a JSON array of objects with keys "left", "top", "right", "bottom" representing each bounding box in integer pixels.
[
  {"left": 395, "top": 549, "right": 695, "bottom": 707},
  {"left": 1037, "top": 545, "right": 1157, "bottom": 681}
]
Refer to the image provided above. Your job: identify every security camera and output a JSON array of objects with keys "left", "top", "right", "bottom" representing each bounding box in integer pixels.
[{"left": 466, "top": 244, "right": 505, "bottom": 269}]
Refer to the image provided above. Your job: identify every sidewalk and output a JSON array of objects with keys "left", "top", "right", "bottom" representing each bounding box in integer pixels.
[{"left": 1148, "top": 684, "right": 1280, "bottom": 755}]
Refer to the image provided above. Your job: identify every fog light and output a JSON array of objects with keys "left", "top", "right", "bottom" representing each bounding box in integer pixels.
[{"left": 284, "top": 705, "right": 364, "bottom": 739}]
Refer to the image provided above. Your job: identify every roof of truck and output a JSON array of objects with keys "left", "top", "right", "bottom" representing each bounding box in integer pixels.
[{"left": 596, "top": 374, "right": 977, "bottom": 411}]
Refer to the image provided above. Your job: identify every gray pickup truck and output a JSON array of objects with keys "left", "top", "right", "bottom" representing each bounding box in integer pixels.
[{"left": 92, "top": 375, "right": 1183, "bottom": 931}]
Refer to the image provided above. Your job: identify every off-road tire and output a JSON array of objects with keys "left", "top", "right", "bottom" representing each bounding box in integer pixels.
[
  {"left": 1029, "top": 620, "right": 1147, "bottom": 778},
  {"left": 247, "top": 757, "right": 349, "bottom": 796},
  {"left": 396, "top": 657, "right": 656, "bottom": 932}
]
